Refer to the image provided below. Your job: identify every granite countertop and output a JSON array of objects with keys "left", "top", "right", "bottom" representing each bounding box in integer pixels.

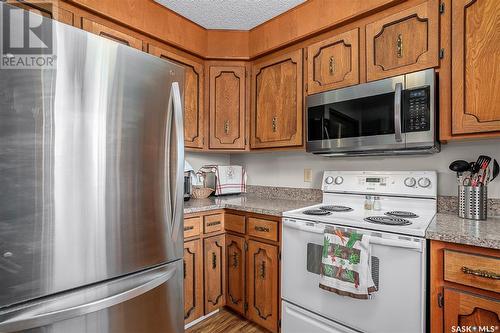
[
  {"left": 185, "top": 194, "right": 500, "bottom": 249},
  {"left": 426, "top": 213, "right": 500, "bottom": 250},
  {"left": 184, "top": 194, "right": 319, "bottom": 217}
]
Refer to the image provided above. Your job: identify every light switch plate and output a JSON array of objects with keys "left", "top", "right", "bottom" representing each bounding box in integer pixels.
[{"left": 304, "top": 168, "right": 312, "bottom": 182}]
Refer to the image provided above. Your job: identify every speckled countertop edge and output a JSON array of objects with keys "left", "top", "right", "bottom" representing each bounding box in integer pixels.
[
  {"left": 426, "top": 213, "right": 500, "bottom": 250},
  {"left": 184, "top": 194, "right": 500, "bottom": 249}
]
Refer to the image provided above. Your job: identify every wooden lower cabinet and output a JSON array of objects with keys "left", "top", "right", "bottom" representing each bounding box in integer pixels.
[
  {"left": 430, "top": 241, "right": 500, "bottom": 333},
  {"left": 247, "top": 240, "right": 279, "bottom": 333},
  {"left": 225, "top": 234, "right": 246, "bottom": 315},
  {"left": 444, "top": 288, "right": 500, "bottom": 332},
  {"left": 204, "top": 234, "right": 226, "bottom": 313},
  {"left": 183, "top": 239, "right": 203, "bottom": 324}
]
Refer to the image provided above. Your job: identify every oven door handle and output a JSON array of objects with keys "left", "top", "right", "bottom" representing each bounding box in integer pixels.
[
  {"left": 394, "top": 82, "right": 403, "bottom": 143},
  {"left": 283, "top": 219, "right": 423, "bottom": 251}
]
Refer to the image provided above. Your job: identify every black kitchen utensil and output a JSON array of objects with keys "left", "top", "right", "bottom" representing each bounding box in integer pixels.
[
  {"left": 473, "top": 155, "right": 491, "bottom": 173},
  {"left": 492, "top": 159, "right": 499, "bottom": 181},
  {"left": 449, "top": 160, "right": 470, "bottom": 174}
]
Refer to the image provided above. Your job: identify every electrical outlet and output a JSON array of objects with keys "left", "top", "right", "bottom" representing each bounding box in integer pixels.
[{"left": 304, "top": 168, "right": 312, "bottom": 182}]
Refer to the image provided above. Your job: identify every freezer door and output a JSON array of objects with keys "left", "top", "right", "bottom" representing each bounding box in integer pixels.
[
  {"left": 0, "top": 3, "right": 185, "bottom": 308},
  {"left": 0, "top": 261, "right": 183, "bottom": 333}
]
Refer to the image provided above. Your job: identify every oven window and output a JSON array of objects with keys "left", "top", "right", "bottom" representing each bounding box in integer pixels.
[
  {"left": 306, "top": 243, "right": 380, "bottom": 290},
  {"left": 308, "top": 92, "right": 396, "bottom": 141}
]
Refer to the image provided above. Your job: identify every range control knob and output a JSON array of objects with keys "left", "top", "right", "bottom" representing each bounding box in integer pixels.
[
  {"left": 418, "top": 177, "right": 431, "bottom": 188},
  {"left": 404, "top": 177, "right": 417, "bottom": 187},
  {"left": 325, "top": 176, "right": 334, "bottom": 184},
  {"left": 334, "top": 176, "right": 344, "bottom": 185}
]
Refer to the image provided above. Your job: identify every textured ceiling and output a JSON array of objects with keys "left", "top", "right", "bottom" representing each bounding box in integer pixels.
[{"left": 154, "top": 0, "right": 306, "bottom": 30}]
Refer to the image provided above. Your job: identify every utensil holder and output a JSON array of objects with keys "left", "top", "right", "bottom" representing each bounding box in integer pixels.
[{"left": 458, "top": 185, "right": 487, "bottom": 220}]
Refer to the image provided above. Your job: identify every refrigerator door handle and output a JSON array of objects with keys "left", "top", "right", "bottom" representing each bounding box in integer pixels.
[
  {"left": 168, "top": 82, "right": 184, "bottom": 240},
  {"left": 0, "top": 265, "right": 177, "bottom": 333}
]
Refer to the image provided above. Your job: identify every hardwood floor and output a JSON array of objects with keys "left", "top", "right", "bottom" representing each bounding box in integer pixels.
[{"left": 186, "top": 309, "right": 269, "bottom": 333}]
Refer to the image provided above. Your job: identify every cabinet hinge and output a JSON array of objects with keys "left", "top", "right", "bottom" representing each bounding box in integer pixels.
[
  {"left": 202, "top": 137, "right": 205, "bottom": 145},
  {"left": 439, "top": 2, "right": 445, "bottom": 14},
  {"left": 439, "top": 49, "right": 445, "bottom": 59},
  {"left": 244, "top": 241, "right": 248, "bottom": 251},
  {"left": 244, "top": 302, "right": 248, "bottom": 312},
  {"left": 278, "top": 251, "right": 281, "bottom": 261},
  {"left": 305, "top": 83, "right": 308, "bottom": 92},
  {"left": 437, "top": 292, "right": 444, "bottom": 308},
  {"left": 305, "top": 52, "right": 308, "bottom": 60},
  {"left": 279, "top": 319, "right": 282, "bottom": 328}
]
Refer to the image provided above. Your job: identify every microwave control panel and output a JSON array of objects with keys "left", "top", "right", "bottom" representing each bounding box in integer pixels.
[{"left": 404, "top": 86, "right": 430, "bottom": 132}]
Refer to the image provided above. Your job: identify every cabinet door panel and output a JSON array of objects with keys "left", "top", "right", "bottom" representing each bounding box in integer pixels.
[
  {"left": 184, "top": 239, "right": 203, "bottom": 324},
  {"left": 204, "top": 234, "right": 225, "bottom": 313},
  {"left": 209, "top": 66, "right": 246, "bottom": 149},
  {"left": 82, "top": 18, "right": 143, "bottom": 50},
  {"left": 307, "top": 28, "right": 359, "bottom": 94},
  {"left": 366, "top": 2, "right": 438, "bottom": 81},
  {"left": 451, "top": 0, "right": 500, "bottom": 134},
  {"left": 225, "top": 234, "right": 245, "bottom": 315},
  {"left": 148, "top": 45, "right": 205, "bottom": 148},
  {"left": 251, "top": 49, "right": 303, "bottom": 149},
  {"left": 7, "top": 1, "right": 75, "bottom": 26},
  {"left": 444, "top": 288, "right": 500, "bottom": 332},
  {"left": 247, "top": 240, "right": 279, "bottom": 333}
]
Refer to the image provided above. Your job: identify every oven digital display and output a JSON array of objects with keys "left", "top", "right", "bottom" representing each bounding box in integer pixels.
[{"left": 366, "top": 177, "right": 381, "bottom": 183}]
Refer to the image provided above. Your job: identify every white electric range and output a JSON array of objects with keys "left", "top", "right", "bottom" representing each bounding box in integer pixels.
[{"left": 281, "top": 171, "right": 437, "bottom": 333}]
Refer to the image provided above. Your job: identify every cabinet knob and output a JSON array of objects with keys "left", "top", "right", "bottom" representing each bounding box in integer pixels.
[
  {"left": 329, "top": 56, "right": 335, "bottom": 74},
  {"left": 396, "top": 34, "right": 403, "bottom": 58}
]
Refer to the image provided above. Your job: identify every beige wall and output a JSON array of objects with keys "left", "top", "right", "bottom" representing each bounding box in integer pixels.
[{"left": 230, "top": 139, "right": 500, "bottom": 198}]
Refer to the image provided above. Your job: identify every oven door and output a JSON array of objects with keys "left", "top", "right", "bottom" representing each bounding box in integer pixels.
[
  {"left": 281, "top": 218, "right": 426, "bottom": 333},
  {"left": 306, "top": 75, "right": 405, "bottom": 154}
]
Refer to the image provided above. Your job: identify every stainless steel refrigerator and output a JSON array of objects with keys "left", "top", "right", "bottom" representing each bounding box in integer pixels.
[{"left": 0, "top": 3, "right": 184, "bottom": 332}]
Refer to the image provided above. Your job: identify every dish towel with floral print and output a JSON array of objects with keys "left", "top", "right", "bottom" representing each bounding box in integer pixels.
[{"left": 319, "top": 227, "right": 377, "bottom": 299}]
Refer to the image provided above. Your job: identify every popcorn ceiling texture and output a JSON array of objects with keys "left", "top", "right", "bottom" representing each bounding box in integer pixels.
[{"left": 154, "top": 0, "right": 306, "bottom": 30}]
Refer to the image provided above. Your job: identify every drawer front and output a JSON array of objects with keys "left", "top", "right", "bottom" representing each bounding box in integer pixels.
[
  {"left": 444, "top": 250, "right": 500, "bottom": 293},
  {"left": 204, "top": 213, "right": 224, "bottom": 234},
  {"left": 225, "top": 213, "right": 246, "bottom": 234},
  {"left": 184, "top": 217, "right": 202, "bottom": 238},
  {"left": 247, "top": 217, "right": 278, "bottom": 242}
]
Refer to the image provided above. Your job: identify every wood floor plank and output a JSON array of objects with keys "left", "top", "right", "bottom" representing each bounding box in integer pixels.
[{"left": 186, "top": 309, "right": 269, "bottom": 333}]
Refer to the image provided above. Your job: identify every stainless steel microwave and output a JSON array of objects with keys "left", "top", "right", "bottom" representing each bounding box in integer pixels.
[{"left": 306, "top": 69, "right": 439, "bottom": 156}]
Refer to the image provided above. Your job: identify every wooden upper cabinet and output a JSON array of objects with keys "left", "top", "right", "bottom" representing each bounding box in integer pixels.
[
  {"left": 444, "top": 288, "right": 500, "bottom": 332},
  {"left": 81, "top": 18, "right": 143, "bottom": 50},
  {"left": 209, "top": 66, "right": 246, "bottom": 150},
  {"left": 204, "top": 234, "right": 225, "bottom": 314},
  {"left": 307, "top": 28, "right": 360, "bottom": 94},
  {"left": 451, "top": 0, "right": 500, "bottom": 134},
  {"left": 6, "top": 1, "right": 75, "bottom": 26},
  {"left": 183, "top": 239, "right": 203, "bottom": 324},
  {"left": 225, "top": 234, "right": 246, "bottom": 315},
  {"left": 148, "top": 45, "right": 205, "bottom": 149},
  {"left": 365, "top": 1, "right": 438, "bottom": 82},
  {"left": 247, "top": 240, "right": 279, "bottom": 333},
  {"left": 251, "top": 49, "right": 303, "bottom": 149}
]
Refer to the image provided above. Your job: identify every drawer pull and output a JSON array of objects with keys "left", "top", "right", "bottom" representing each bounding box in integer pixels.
[
  {"left": 255, "top": 226, "right": 270, "bottom": 233},
  {"left": 184, "top": 226, "right": 194, "bottom": 231},
  {"left": 462, "top": 266, "right": 500, "bottom": 280},
  {"left": 207, "top": 221, "right": 221, "bottom": 227},
  {"left": 212, "top": 252, "right": 217, "bottom": 269}
]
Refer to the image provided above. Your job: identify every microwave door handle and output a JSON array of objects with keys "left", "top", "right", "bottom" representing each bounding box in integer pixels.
[{"left": 394, "top": 82, "right": 403, "bottom": 143}]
